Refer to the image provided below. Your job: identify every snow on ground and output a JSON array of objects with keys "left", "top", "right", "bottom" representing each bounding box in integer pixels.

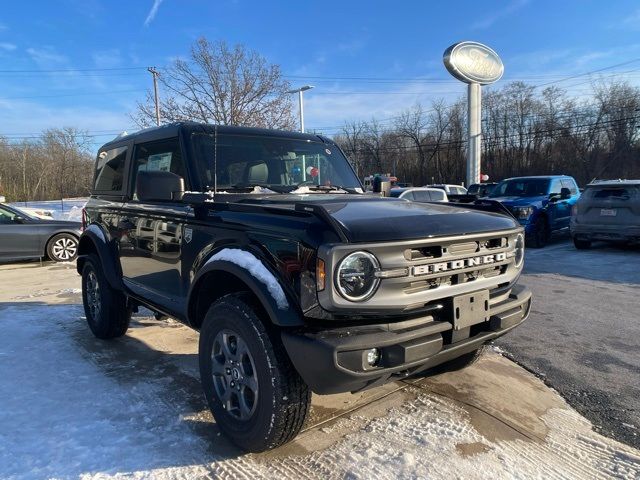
[{"left": 0, "top": 304, "right": 638, "bottom": 480}]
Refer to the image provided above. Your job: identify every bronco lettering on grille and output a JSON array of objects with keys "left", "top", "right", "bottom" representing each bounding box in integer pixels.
[{"left": 412, "top": 252, "right": 508, "bottom": 276}]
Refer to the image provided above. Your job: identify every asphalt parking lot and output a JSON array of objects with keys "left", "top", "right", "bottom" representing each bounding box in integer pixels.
[
  {"left": 497, "top": 234, "right": 640, "bottom": 449},
  {"left": 0, "top": 240, "right": 639, "bottom": 478}
]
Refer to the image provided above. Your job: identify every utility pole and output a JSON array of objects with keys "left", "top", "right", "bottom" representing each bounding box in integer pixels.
[{"left": 147, "top": 67, "right": 161, "bottom": 126}]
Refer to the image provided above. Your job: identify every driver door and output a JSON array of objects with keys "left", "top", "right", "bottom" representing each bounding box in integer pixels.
[{"left": 0, "top": 206, "right": 41, "bottom": 260}]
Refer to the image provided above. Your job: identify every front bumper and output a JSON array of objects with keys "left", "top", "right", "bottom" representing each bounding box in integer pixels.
[
  {"left": 282, "top": 284, "right": 532, "bottom": 394},
  {"left": 571, "top": 222, "right": 640, "bottom": 243}
]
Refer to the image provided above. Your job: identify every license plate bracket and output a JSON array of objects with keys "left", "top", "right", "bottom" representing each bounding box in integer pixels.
[
  {"left": 452, "top": 290, "right": 490, "bottom": 331},
  {"left": 600, "top": 208, "right": 617, "bottom": 216}
]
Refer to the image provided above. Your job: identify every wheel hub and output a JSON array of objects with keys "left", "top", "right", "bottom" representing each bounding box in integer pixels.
[{"left": 211, "top": 329, "right": 259, "bottom": 420}]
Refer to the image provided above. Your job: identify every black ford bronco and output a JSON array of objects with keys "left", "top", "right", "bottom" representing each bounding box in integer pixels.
[{"left": 78, "top": 122, "right": 531, "bottom": 452}]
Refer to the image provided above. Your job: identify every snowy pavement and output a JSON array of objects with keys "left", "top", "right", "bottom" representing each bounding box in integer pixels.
[{"left": 0, "top": 264, "right": 639, "bottom": 479}]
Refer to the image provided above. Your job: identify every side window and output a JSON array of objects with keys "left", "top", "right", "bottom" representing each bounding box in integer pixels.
[
  {"left": 430, "top": 190, "right": 445, "bottom": 201},
  {"left": 132, "top": 138, "right": 186, "bottom": 200},
  {"left": 549, "top": 179, "right": 562, "bottom": 195},
  {"left": 0, "top": 206, "right": 18, "bottom": 224},
  {"left": 94, "top": 146, "right": 127, "bottom": 192},
  {"left": 561, "top": 179, "right": 578, "bottom": 194},
  {"left": 402, "top": 192, "right": 415, "bottom": 201},
  {"left": 412, "top": 191, "right": 430, "bottom": 202}
]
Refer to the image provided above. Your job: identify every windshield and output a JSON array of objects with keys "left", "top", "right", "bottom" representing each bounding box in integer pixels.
[
  {"left": 489, "top": 178, "right": 550, "bottom": 197},
  {"left": 192, "top": 133, "right": 361, "bottom": 193}
]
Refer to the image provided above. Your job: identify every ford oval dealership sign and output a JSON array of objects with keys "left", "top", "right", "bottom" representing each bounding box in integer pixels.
[{"left": 443, "top": 41, "right": 504, "bottom": 85}]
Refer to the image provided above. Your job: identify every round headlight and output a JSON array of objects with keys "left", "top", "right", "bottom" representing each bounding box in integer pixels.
[
  {"left": 335, "top": 251, "right": 380, "bottom": 302},
  {"left": 514, "top": 233, "right": 525, "bottom": 268}
]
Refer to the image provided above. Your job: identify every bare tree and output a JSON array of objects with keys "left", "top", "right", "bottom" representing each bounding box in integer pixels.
[{"left": 133, "top": 38, "right": 296, "bottom": 130}]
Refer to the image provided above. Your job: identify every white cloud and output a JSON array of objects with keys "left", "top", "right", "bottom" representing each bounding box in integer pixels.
[
  {"left": 92, "top": 49, "right": 122, "bottom": 68},
  {"left": 471, "top": 0, "right": 530, "bottom": 29},
  {"left": 144, "top": 0, "right": 164, "bottom": 27},
  {"left": 26, "top": 47, "right": 68, "bottom": 66},
  {"left": 0, "top": 42, "right": 16, "bottom": 51}
]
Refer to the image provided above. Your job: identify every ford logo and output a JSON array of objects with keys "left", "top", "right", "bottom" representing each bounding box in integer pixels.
[{"left": 443, "top": 41, "right": 504, "bottom": 85}]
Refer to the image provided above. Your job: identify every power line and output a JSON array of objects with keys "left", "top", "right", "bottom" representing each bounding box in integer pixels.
[{"left": 0, "top": 89, "right": 144, "bottom": 100}]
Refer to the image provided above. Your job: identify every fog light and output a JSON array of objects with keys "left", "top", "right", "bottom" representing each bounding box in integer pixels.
[{"left": 366, "top": 348, "right": 380, "bottom": 366}]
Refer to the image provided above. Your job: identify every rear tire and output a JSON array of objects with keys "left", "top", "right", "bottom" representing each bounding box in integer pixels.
[
  {"left": 46, "top": 233, "right": 78, "bottom": 262},
  {"left": 573, "top": 237, "right": 591, "bottom": 249},
  {"left": 526, "top": 217, "right": 548, "bottom": 248},
  {"left": 199, "top": 293, "right": 311, "bottom": 452},
  {"left": 81, "top": 254, "right": 130, "bottom": 339}
]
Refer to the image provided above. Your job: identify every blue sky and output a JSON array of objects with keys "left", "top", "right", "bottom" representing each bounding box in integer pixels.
[{"left": 2, "top": 0, "right": 640, "bottom": 150}]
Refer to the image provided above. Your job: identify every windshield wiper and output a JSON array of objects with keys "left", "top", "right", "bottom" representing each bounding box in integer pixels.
[{"left": 292, "top": 185, "right": 359, "bottom": 194}]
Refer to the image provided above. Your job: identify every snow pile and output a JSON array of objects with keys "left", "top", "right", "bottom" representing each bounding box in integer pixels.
[
  {"left": 1, "top": 304, "right": 638, "bottom": 479},
  {"left": 205, "top": 248, "right": 288, "bottom": 309},
  {"left": 289, "top": 186, "right": 347, "bottom": 194}
]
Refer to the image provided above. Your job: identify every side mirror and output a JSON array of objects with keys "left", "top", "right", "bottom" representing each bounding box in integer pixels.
[
  {"left": 137, "top": 170, "right": 185, "bottom": 202},
  {"left": 13, "top": 216, "right": 25, "bottom": 224},
  {"left": 560, "top": 187, "right": 571, "bottom": 200}
]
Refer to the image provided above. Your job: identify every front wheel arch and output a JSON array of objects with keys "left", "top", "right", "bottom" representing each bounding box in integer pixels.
[{"left": 187, "top": 262, "right": 303, "bottom": 330}]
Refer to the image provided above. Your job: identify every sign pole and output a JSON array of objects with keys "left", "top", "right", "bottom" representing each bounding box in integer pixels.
[
  {"left": 467, "top": 82, "right": 481, "bottom": 186},
  {"left": 443, "top": 41, "right": 503, "bottom": 187}
]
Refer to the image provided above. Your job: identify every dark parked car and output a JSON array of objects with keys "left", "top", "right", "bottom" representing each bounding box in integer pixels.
[
  {"left": 0, "top": 203, "right": 82, "bottom": 262},
  {"left": 488, "top": 175, "right": 580, "bottom": 248},
  {"left": 78, "top": 122, "right": 531, "bottom": 452},
  {"left": 571, "top": 180, "right": 640, "bottom": 248},
  {"left": 467, "top": 182, "right": 498, "bottom": 198}
]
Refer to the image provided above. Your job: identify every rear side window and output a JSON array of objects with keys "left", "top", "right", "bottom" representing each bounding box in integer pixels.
[
  {"left": 430, "top": 190, "right": 446, "bottom": 201},
  {"left": 132, "top": 138, "right": 187, "bottom": 200},
  {"left": 94, "top": 146, "right": 127, "bottom": 192},
  {"left": 412, "top": 191, "right": 430, "bottom": 202}
]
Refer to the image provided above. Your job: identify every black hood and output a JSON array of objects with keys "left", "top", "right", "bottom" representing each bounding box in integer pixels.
[{"left": 236, "top": 195, "right": 520, "bottom": 242}]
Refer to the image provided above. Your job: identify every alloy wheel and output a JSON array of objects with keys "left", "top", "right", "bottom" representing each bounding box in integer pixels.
[
  {"left": 211, "top": 329, "right": 259, "bottom": 420},
  {"left": 51, "top": 237, "right": 77, "bottom": 261},
  {"left": 85, "top": 271, "right": 101, "bottom": 321}
]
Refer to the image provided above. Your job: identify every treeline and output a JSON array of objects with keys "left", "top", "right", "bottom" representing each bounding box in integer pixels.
[
  {"left": 0, "top": 128, "right": 94, "bottom": 202},
  {"left": 333, "top": 80, "right": 640, "bottom": 186}
]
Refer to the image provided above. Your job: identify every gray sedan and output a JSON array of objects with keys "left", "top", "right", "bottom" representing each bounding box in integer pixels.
[{"left": 0, "top": 203, "right": 82, "bottom": 262}]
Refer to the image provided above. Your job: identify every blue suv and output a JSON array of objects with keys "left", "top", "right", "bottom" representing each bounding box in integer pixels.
[{"left": 488, "top": 175, "right": 580, "bottom": 248}]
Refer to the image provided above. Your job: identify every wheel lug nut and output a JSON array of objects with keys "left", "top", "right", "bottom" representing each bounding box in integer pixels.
[
  {"left": 226, "top": 368, "right": 231, "bottom": 375},
  {"left": 230, "top": 381, "right": 235, "bottom": 387}
]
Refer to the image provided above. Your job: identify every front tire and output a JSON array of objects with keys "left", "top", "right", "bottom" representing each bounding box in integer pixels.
[
  {"left": 526, "top": 217, "right": 548, "bottom": 248},
  {"left": 47, "top": 233, "right": 78, "bottom": 262},
  {"left": 81, "top": 254, "right": 130, "bottom": 339},
  {"left": 199, "top": 293, "right": 311, "bottom": 452}
]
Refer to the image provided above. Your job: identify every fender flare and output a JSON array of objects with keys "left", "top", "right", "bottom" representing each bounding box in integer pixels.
[
  {"left": 76, "top": 224, "right": 124, "bottom": 291},
  {"left": 187, "top": 255, "right": 303, "bottom": 328}
]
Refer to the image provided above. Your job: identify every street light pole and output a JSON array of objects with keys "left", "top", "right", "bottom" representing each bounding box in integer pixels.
[
  {"left": 288, "top": 85, "right": 314, "bottom": 133},
  {"left": 147, "top": 67, "right": 161, "bottom": 126}
]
